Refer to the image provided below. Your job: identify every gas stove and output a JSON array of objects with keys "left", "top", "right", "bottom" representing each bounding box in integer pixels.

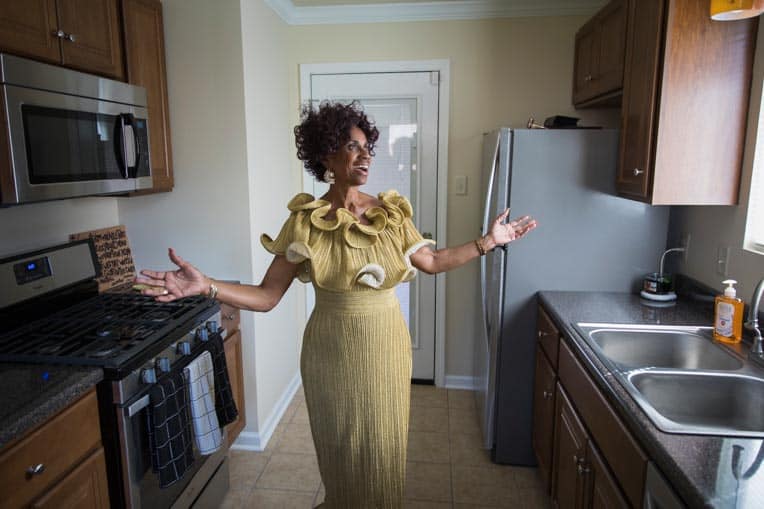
[
  {"left": 0, "top": 240, "right": 230, "bottom": 508},
  {"left": 0, "top": 292, "right": 217, "bottom": 375}
]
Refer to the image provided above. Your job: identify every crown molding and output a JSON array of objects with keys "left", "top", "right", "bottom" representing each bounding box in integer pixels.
[{"left": 263, "top": 0, "right": 604, "bottom": 25}]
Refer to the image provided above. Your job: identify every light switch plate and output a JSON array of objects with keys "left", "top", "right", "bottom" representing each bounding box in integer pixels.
[{"left": 455, "top": 175, "right": 467, "bottom": 195}]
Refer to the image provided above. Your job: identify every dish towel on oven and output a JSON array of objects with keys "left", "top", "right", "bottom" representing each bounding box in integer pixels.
[
  {"left": 147, "top": 370, "right": 195, "bottom": 488},
  {"left": 204, "top": 332, "right": 238, "bottom": 427},
  {"left": 184, "top": 350, "right": 223, "bottom": 455}
]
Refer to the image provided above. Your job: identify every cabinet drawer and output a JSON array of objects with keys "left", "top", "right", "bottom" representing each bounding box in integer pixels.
[
  {"left": 220, "top": 302, "right": 240, "bottom": 335},
  {"left": 537, "top": 306, "right": 560, "bottom": 369},
  {"left": 0, "top": 389, "right": 101, "bottom": 509},
  {"left": 558, "top": 341, "right": 647, "bottom": 508}
]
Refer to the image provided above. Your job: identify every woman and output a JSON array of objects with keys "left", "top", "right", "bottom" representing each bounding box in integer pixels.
[{"left": 136, "top": 101, "right": 536, "bottom": 508}]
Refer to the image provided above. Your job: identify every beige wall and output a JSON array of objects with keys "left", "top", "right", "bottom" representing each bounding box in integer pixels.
[
  {"left": 240, "top": 0, "right": 305, "bottom": 438},
  {"left": 287, "top": 16, "right": 619, "bottom": 377},
  {"left": 670, "top": 21, "right": 764, "bottom": 306},
  {"left": 120, "top": 0, "right": 264, "bottom": 431}
]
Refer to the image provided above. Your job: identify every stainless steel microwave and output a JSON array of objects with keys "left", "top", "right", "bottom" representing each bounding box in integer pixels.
[{"left": 0, "top": 53, "right": 152, "bottom": 205}]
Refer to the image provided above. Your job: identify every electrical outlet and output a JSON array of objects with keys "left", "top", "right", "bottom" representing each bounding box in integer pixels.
[
  {"left": 717, "top": 245, "right": 731, "bottom": 276},
  {"left": 680, "top": 233, "right": 690, "bottom": 263}
]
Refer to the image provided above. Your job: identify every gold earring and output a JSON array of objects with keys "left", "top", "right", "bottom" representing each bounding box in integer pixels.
[{"left": 325, "top": 170, "right": 335, "bottom": 184}]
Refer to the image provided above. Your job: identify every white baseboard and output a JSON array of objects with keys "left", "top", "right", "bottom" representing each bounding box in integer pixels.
[
  {"left": 443, "top": 375, "right": 478, "bottom": 390},
  {"left": 230, "top": 372, "right": 302, "bottom": 451}
]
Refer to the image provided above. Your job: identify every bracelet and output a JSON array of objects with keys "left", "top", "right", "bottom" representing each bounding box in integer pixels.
[
  {"left": 474, "top": 238, "right": 486, "bottom": 256},
  {"left": 207, "top": 282, "right": 219, "bottom": 300}
]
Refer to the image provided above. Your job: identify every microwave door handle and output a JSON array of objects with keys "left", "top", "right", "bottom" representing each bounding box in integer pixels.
[
  {"left": 121, "top": 114, "right": 139, "bottom": 177},
  {"left": 114, "top": 115, "right": 128, "bottom": 179},
  {"left": 122, "top": 113, "right": 141, "bottom": 174}
]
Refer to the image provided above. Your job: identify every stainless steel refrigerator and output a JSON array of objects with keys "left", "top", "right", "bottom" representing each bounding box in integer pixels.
[{"left": 474, "top": 128, "right": 670, "bottom": 465}]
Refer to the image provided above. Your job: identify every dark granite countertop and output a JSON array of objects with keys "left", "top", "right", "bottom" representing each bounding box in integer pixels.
[
  {"left": 538, "top": 291, "right": 764, "bottom": 509},
  {"left": 0, "top": 363, "right": 103, "bottom": 450}
]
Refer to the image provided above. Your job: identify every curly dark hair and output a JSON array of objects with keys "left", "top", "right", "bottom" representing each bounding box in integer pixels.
[{"left": 294, "top": 100, "right": 380, "bottom": 182}]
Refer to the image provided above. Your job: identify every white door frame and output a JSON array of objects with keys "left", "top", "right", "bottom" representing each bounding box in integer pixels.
[{"left": 299, "top": 60, "right": 450, "bottom": 387}]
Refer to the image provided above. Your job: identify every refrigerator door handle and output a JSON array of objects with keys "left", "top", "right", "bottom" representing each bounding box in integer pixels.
[{"left": 481, "top": 134, "right": 500, "bottom": 345}]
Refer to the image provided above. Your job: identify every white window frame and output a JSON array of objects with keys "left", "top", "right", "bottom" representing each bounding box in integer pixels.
[{"left": 744, "top": 25, "right": 764, "bottom": 256}]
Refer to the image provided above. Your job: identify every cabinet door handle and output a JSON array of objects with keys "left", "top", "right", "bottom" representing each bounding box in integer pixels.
[
  {"left": 52, "top": 29, "right": 65, "bottom": 39},
  {"left": 542, "top": 390, "right": 553, "bottom": 399},
  {"left": 632, "top": 168, "right": 644, "bottom": 176},
  {"left": 26, "top": 463, "right": 45, "bottom": 476},
  {"left": 537, "top": 330, "right": 548, "bottom": 338},
  {"left": 577, "top": 462, "right": 591, "bottom": 476},
  {"left": 584, "top": 74, "right": 593, "bottom": 82},
  {"left": 225, "top": 313, "right": 235, "bottom": 320},
  {"left": 65, "top": 33, "right": 76, "bottom": 42}
]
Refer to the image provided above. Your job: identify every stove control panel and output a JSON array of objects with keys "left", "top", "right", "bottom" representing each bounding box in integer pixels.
[{"left": 115, "top": 310, "right": 222, "bottom": 403}]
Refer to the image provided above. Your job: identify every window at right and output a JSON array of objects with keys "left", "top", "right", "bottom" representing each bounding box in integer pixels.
[{"left": 745, "top": 90, "right": 764, "bottom": 255}]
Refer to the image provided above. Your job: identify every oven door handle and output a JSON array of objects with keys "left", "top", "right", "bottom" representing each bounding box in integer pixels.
[{"left": 127, "top": 394, "right": 150, "bottom": 417}]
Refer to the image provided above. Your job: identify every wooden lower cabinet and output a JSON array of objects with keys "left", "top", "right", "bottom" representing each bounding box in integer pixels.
[
  {"left": 30, "top": 448, "right": 109, "bottom": 509},
  {"left": 534, "top": 304, "right": 639, "bottom": 509},
  {"left": 553, "top": 385, "right": 627, "bottom": 509},
  {"left": 586, "top": 441, "right": 629, "bottom": 509},
  {"left": 224, "top": 327, "right": 246, "bottom": 445},
  {"left": 553, "top": 385, "right": 588, "bottom": 509},
  {"left": 532, "top": 344, "right": 556, "bottom": 492},
  {"left": 0, "top": 389, "right": 109, "bottom": 509}
]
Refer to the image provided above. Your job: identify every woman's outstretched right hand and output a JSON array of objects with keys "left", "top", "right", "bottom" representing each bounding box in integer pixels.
[{"left": 135, "top": 248, "right": 209, "bottom": 302}]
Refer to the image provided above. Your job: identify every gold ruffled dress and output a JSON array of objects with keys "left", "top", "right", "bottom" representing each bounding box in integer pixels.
[{"left": 261, "top": 190, "right": 434, "bottom": 508}]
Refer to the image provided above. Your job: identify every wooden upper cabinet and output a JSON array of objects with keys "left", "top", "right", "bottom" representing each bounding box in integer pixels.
[
  {"left": 572, "top": 0, "right": 627, "bottom": 107},
  {"left": 57, "top": 0, "right": 124, "bottom": 79},
  {"left": 122, "top": 0, "right": 173, "bottom": 193},
  {"left": 0, "top": 0, "right": 60, "bottom": 63},
  {"left": 0, "top": 0, "right": 124, "bottom": 80},
  {"left": 617, "top": 0, "right": 757, "bottom": 204}
]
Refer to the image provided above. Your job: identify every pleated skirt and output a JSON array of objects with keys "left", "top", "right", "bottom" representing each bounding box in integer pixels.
[{"left": 301, "top": 288, "right": 412, "bottom": 508}]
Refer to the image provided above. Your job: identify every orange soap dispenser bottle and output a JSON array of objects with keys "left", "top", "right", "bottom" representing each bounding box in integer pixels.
[{"left": 714, "top": 279, "right": 744, "bottom": 344}]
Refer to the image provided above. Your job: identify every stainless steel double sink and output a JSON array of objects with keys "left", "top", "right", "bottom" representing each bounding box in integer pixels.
[{"left": 574, "top": 323, "right": 764, "bottom": 438}]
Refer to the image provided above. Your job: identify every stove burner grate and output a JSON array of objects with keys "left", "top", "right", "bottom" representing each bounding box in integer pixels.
[{"left": 0, "top": 293, "right": 213, "bottom": 368}]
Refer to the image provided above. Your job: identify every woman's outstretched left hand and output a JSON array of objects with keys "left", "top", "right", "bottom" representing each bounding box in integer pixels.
[
  {"left": 487, "top": 208, "right": 537, "bottom": 247},
  {"left": 134, "top": 248, "right": 209, "bottom": 302}
]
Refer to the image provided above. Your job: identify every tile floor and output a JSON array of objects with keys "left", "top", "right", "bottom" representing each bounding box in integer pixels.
[{"left": 220, "top": 385, "right": 552, "bottom": 508}]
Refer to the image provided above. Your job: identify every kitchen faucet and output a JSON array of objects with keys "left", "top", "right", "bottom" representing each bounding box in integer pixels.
[{"left": 747, "top": 277, "right": 764, "bottom": 357}]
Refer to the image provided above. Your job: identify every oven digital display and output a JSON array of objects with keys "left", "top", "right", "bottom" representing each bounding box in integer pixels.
[{"left": 13, "top": 256, "right": 52, "bottom": 284}]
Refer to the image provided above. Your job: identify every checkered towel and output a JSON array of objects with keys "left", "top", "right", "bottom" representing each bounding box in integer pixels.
[
  {"left": 184, "top": 350, "right": 223, "bottom": 455},
  {"left": 147, "top": 371, "right": 195, "bottom": 488},
  {"left": 204, "top": 332, "right": 238, "bottom": 427}
]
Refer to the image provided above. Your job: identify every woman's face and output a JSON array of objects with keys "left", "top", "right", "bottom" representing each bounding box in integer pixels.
[{"left": 324, "top": 126, "right": 371, "bottom": 187}]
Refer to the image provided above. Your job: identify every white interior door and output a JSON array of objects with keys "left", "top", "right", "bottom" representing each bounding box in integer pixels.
[{"left": 306, "top": 71, "right": 440, "bottom": 380}]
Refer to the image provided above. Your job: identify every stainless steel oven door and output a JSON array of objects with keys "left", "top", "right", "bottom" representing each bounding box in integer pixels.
[
  {"left": 116, "top": 381, "right": 227, "bottom": 508},
  {"left": 1, "top": 84, "right": 152, "bottom": 204}
]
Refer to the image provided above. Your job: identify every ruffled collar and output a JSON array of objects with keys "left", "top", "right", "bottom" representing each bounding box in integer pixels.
[{"left": 286, "top": 190, "right": 411, "bottom": 248}]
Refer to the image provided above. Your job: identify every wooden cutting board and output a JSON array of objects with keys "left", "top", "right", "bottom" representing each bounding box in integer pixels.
[{"left": 69, "top": 225, "right": 135, "bottom": 292}]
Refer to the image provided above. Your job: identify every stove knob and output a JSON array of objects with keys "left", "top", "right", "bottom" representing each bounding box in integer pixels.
[
  {"left": 196, "top": 327, "right": 209, "bottom": 342},
  {"left": 177, "top": 341, "right": 192, "bottom": 356},
  {"left": 156, "top": 357, "right": 171, "bottom": 373},
  {"left": 206, "top": 320, "right": 218, "bottom": 333},
  {"left": 141, "top": 367, "right": 157, "bottom": 384}
]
